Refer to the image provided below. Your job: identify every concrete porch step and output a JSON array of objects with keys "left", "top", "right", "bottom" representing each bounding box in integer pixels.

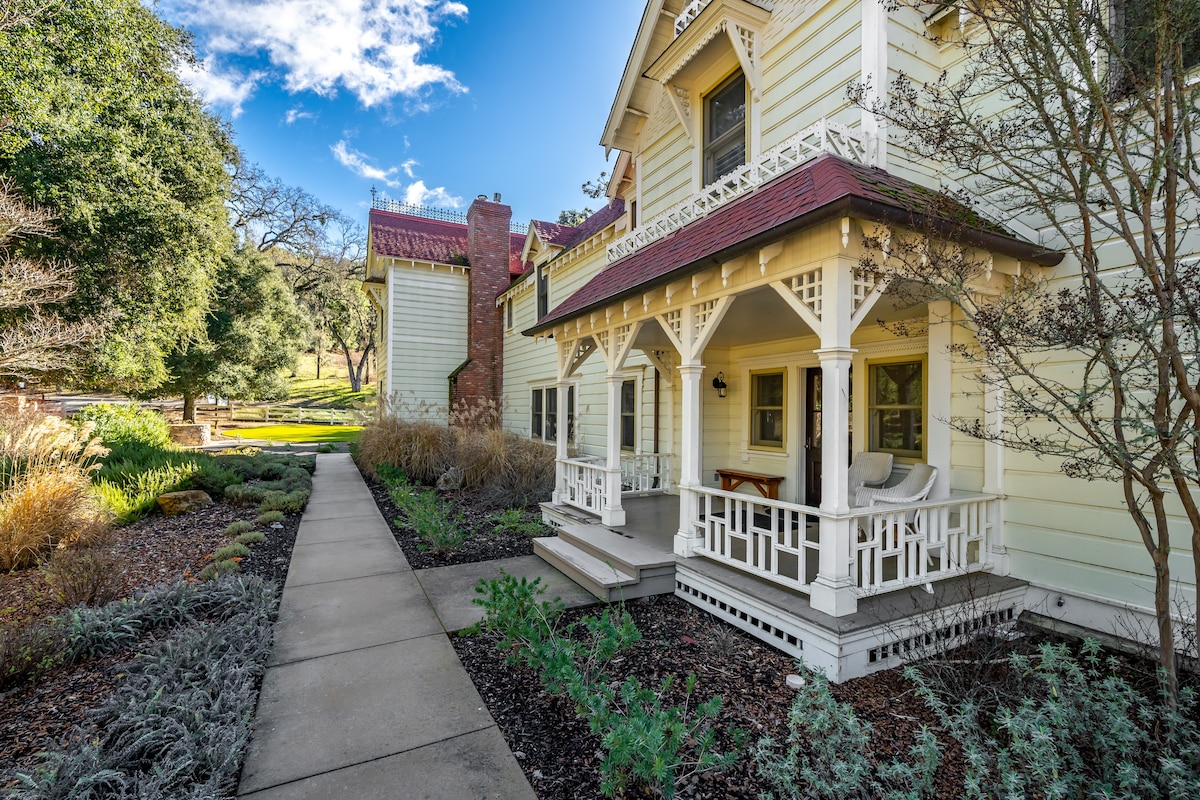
[
  {"left": 533, "top": 537, "right": 636, "bottom": 603},
  {"left": 555, "top": 524, "right": 675, "bottom": 577}
]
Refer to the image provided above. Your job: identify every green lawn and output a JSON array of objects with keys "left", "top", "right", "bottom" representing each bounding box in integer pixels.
[{"left": 220, "top": 424, "right": 363, "bottom": 444}]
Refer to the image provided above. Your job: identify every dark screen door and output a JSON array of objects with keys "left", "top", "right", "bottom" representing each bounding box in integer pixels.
[{"left": 804, "top": 368, "right": 822, "bottom": 506}]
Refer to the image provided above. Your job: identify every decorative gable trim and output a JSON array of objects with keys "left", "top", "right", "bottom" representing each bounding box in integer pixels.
[{"left": 647, "top": 0, "right": 771, "bottom": 100}]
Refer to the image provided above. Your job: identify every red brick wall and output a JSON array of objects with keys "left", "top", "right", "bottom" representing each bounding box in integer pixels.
[{"left": 451, "top": 195, "right": 511, "bottom": 418}]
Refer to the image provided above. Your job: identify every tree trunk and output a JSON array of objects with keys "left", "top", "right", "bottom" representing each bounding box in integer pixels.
[{"left": 182, "top": 394, "right": 196, "bottom": 423}]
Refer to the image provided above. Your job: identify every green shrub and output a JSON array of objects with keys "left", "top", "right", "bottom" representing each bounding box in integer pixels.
[
  {"left": 315, "top": 443, "right": 334, "bottom": 453},
  {"left": 94, "top": 457, "right": 199, "bottom": 524},
  {"left": 12, "top": 575, "right": 278, "bottom": 799},
  {"left": 197, "top": 558, "right": 240, "bottom": 582},
  {"left": 397, "top": 490, "right": 466, "bottom": 554},
  {"left": 257, "top": 488, "right": 309, "bottom": 513},
  {"left": 234, "top": 531, "right": 266, "bottom": 546},
  {"left": 224, "top": 521, "right": 254, "bottom": 536},
  {"left": 224, "top": 482, "right": 265, "bottom": 507},
  {"left": 472, "top": 573, "right": 738, "bottom": 799},
  {"left": 256, "top": 510, "right": 285, "bottom": 525},
  {"left": 0, "top": 621, "right": 67, "bottom": 691},
  {"left": 190, "top": 459, "right": 243, "bottom": 496},
  {"left": 909, "top": 640, "right": 1200, "bottom": 800},
  {"left": 212, "top": 543, "right": 251, "bottom": 561},
  {"left": 74, "top": 404, "right": 171, "bottom": 449},
  {"left": 754, "top": 667, "right": 938, "bottom": 800},
  {"left": 41, "top": 545, "right": 124, "bottom": 608},
  {"left": 490, "top": 508, "right": 550, "bottom": 538}
]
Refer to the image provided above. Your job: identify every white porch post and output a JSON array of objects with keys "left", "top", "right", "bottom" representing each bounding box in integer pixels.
[
  {"left": 602, "top": 372, "right": 626, "bottom": 527},
  {"left": 809, "top": 256, "right": 858, "bottom": 617},
  {"left": 981, "top": 371, "right": 1009, "bottom": 575},
  {"left": 674, "top": 363, "right": 704, "bottom": 556},
  {"left": 552, "top": 378, "right": 571, "bottom": 505},
  {"left": 810, "top": 348, "right": 857, "bottom": 616},
  {"left": 927, "top": 300, "right": 952, "bottom": 499}
]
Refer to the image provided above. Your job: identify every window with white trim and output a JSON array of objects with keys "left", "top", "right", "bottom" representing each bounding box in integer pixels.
[
  {"left": 704, "top": 70, "right": 747, "bottom": 185},
  {"left": 868, "top": 359, "right": 924, "bottom": 459},
  {"left": 620, "top": 378, "right": 636, "bottom": 451},
  {"left": 750, "top": 370, "right": 785, "bottom": 449},
  {"left": 531, "top": 384, "right": 575, "bottom": 443}
]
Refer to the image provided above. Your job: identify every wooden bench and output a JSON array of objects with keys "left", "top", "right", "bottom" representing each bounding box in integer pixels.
[{"left": 716, "top": 469, "right": 784, "bottom": 500}]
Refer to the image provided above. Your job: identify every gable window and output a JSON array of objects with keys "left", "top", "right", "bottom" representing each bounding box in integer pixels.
[
  {"left": 704, "top": 70, "right": 747, "bottom": 185},
  {"left": 505, "top": 298, "right": 513, "bottom": 330},
  {"left": 536, "top": 265, "right": 549, "bottom": 319},
  {"left": 1112, "top": 0, "right": 1200, "bottom": 94},
  {"left": 750, "top": 370, "right": 785, "bottom": 448},
  {"left": 532, "top": 384, "right": 575, "bottom": 443},
  {"left": 868, "top": 360, "right": 924, "bottom": 459},
  {"left": 620, "top": 379, "right": 637, "bottom": 451}
]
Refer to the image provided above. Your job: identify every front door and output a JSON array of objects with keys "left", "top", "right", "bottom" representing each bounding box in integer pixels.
[{"left": 804, "top": 368, "right": 821, "bottom": 506}]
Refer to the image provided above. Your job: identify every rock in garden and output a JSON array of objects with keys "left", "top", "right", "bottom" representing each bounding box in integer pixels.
[
  {"left": 156, "top": 490, "right": 214, "bottom": 516},
  {"left": 436, "top": 466, "right": 464, "bottom": 491}
]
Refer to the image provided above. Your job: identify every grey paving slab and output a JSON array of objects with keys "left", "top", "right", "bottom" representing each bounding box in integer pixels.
[
  {"left": 284, "top": 536, "right": 408, "bottom": 587},
  {"left": 240, "top": 636, "right": 495, "bottom": 794},
  {"left": 304, "top": 488, "right": 376, "bottom": 507},
  {"left": 294, "top": 515, "right": 389, "bottom": 546},
  {"left": 239, "top": 727, "right": 536, "bottom": 800},
  {"left": 415, "top": 554, "right": 598, "bottom": 633},
  {"left": 269, "top": 572, "right": 442, "bottom": 666}
]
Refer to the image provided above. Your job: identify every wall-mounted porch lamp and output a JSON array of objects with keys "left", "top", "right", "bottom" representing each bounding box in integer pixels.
[{"left": 712, "top": 372, "right": 728, "bottom": 398}]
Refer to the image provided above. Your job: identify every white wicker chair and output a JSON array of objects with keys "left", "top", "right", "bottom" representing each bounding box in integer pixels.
[
  {"left": 847, "top": 452, "right": 893, "bottom": 495},
  {"left": 855, "top": 463, "right": 936, "bottom": 508}
]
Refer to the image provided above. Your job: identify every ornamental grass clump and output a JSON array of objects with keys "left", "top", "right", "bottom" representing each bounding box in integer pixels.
[
  {"left": 0, "top": 407, "right": 110, "bottom": 569},
  {"left": 355, "top": 405, "right": 556, "bottom": 509},
  {"left": 234, "top": 531, "right": 265, "bottom": 546}
]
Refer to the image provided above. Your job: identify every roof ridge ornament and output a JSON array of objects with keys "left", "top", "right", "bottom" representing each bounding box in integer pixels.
[{"left": 675, "top": 0, "right": 715, "bottom": 36}]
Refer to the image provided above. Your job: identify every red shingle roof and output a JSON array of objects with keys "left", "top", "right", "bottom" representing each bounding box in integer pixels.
[
  {"left": 527, "top": 156, "right": 1060, "bottom": 334},
  {"left": 369, "top": 208, "right": 527, "bottom": 276},
  {"left": 528, "top": 200, "right": 627, "bottom": 253}
]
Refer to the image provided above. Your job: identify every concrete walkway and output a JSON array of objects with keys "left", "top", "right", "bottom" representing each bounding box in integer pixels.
[{"left": 237, "top": 453, "right": 540, "bottom": 800}]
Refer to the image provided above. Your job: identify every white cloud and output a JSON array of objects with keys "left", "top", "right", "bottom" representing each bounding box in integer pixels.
[
  {"left": 177, "top": 57, "right": 262, "bottom": 117},
  {"left": 403, "top": 180, "right": 461, "bottom": 208},
  {"left": 331, "top": 141, "right": 461, "bottom": 207},
  {"left": 161, "top": 0, "right": 468, "bottom": 108},
  {"left": 284, "top": 107, "right": 317, "bottom": 125},
  {"left": 331, "top": 140, "right": 403, "bottom": 187}
]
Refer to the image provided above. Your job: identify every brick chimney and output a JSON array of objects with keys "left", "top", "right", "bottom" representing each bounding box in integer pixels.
[{"left": 450, "top": 194, "right": 511, "bottom": 419}]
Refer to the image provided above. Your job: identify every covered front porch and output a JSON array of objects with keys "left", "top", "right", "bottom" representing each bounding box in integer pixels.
[{"left": 541, "top": 494, "right": 1027, "bottom": 680}]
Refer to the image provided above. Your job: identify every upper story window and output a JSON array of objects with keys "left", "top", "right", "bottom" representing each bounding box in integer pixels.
[
  {"left": 1113, "top": 0, "right": 1200, "bottom": 95},
  {"left": 505, "top": 298, "right": 513, "bottom": 330},
  {"left": 620, "top": 379, "right": 637, "bottom": 451},
  {"left": 536, "top": 265, "right": 549, "bottom": 319},
  {"left": 704, "top": 70, "right": 747, "bottom": 185}
]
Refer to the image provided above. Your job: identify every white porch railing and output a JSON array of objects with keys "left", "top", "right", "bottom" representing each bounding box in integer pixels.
[
  {"left": 693, "top": 488, "right": 825, "bottom": 592},
  {"left": 690, "top": 488, "right": 997, "bottom": 597},
  {"left": 852, "top": 494, "right": 996, "bottom": 594},
  {"left": 621, "top": 453, "right": 673, "bottom": 493},
  {"left": 560, "top": 457, "right": 606, "bottom": 516},
  {"left": 606, "top": 119, "right": 869, "bottom": 263}
]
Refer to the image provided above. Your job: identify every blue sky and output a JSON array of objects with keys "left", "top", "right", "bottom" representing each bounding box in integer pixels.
[{"left": 154, "top": 0, "right": 647, "bottom": 229}]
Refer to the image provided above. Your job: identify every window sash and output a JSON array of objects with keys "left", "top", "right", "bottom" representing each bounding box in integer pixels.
[
  {"left": 704, "top": 72, "right": 747, "bottom": 185},
  {"left": 868, "top": 361, "right": 924, "bottom": 458},
  {"left": 750, "top": 371, "right": 785, "bottom": 448}
]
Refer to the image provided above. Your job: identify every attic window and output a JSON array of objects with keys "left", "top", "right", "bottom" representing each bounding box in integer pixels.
[
  {"left": 705, "top": 71, "right": 747, "bottom": 184},
  {"left": 537, "top": 264, "right": 549, "bottom": 319}
]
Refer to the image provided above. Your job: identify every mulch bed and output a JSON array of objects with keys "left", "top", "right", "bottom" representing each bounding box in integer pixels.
[
  {"left": 0, "top": 498, "right": 300, "bottom": 782},
  {"left": 453, "top": 596, "right": 965, "bottom": 799},
  {"left": 366, "top": 478, "right": 552, "bottom": 569}
]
